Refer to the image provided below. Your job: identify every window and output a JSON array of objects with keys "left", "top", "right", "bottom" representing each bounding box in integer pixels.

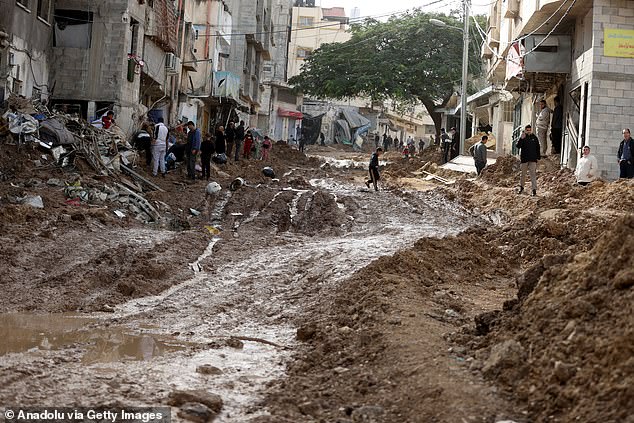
[
  {"left": 299, "top": 17, "right": 313, "bottom": 27},
  {"left": 297, "top": 48, "right": 311, "bottom": 59},
  {"left": 16, "top": 0, "right": 30, "bottom": 10},
  {"left": 501, "top": 101, "right": 513, "bottom": 122},
  {"left": 37, "top": 0, "right": 51, "bottom": 21}
]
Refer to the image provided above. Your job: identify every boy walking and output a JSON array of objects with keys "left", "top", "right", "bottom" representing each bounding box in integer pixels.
[{"left": 365, "top": 147, "right": 383, "bottom": 191}]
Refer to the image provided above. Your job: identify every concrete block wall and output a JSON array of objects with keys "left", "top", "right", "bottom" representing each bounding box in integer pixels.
[{"left": 589, "top": 0, "right": 634, "bottom": 179}]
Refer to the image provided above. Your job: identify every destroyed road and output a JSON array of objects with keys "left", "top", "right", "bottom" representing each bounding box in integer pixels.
[{"left": 0, "top": 153, "right": 512, "bottom": 422}]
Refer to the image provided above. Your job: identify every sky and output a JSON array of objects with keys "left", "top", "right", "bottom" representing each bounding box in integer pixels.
[{"left": 317, "top": 0, "right": 490, "bottom": 20}]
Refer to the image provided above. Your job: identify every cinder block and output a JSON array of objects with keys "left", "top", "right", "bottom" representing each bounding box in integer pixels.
[
  {"left": 600, "top": 79, "right": 617, "bottom": 89},
  {"left": 607, "top": 89, "right": 624, "bottom": 97},
  {"left": 619, "top": 7, "right": 634, "bottom": 16},
  {"left": 614, "top": 98, "right": 632, "bottom": 107}
]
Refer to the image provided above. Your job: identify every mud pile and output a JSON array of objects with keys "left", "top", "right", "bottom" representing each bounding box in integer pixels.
[
  {"left": 472, "top": 215, "right": 634, "bottom": 423},
  {"left": 481, "top": 154, "right": 520, "bottom": 187}
]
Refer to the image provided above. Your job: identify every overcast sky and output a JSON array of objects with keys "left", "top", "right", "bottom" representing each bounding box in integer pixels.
[{"left": 317, "top": 0, "right": 490, "bottom": 20}]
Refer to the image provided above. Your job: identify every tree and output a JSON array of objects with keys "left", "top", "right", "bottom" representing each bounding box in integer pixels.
[{"left": 289, "top": 10, "right": 485, "bottom": 133}]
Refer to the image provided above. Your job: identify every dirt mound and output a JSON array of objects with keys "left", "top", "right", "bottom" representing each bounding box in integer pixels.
[
  {"left": 265, "top": 227, "right": 518, "bottom": 422},
  {"left": 473, "top": 215, "right": 634, "bottom": 423},
  {"left": 481, "top": 154, "right": 519, "bottom": 187}
]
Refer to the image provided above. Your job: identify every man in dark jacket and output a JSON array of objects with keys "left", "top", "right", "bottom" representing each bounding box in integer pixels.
[
  {"left": 365, "top": 147, "right": 383, "bottom": 191},
  {"left": 225, "top": 121, "right": 235, "bottom": 159},
  {"left": 186, "top": 121, "right": 201, "bottom": 180},
  {"left": 618, "top": 128, "right": 634, "bottom": 179},
  {"left": 234, "top": 121, "right": 245, "bottom": 161},
  {"left": 517, "top": 124, "right": 541, "bottom": 196}
]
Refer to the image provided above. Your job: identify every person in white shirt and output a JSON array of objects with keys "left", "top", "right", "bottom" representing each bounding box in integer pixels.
[
  {"left": 536, "top": 99, "right": 551, "bottom": 156},
  {"left": 153, "top": 117, "right": 169, "bottom": 177},
  {"left": 575, "top": 145, "right": 599, "bottom": 186}
]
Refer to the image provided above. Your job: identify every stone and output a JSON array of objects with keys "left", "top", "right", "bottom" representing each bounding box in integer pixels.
[
  {"left": 482, "top": 340, "right": 525, "bottom": 377},
  {"left": 47, "top": 178, "right": 63, "bottom": 186},
  {"left": 196, "top": 365, "right": 223, "bottom": 376},
  {"left": 298, "top": 401, "right": 320, "bottom": 416},
  {"left": 444, "top": 308, "right": 462, "bottom": 319},
  {"left": 167, "top": 390, "right": 223, "bottom": 413},
  {"left": 177, "top": 402, "right": 216, "bottom": 423},
  {"left": 553, "top": 361, "right": 576, "bottom": 383},
  {"left": 296, "top": 324, "right": 316, "bottom": 341},
  {"left": 350, "top": 405, "right": 384, "bottom": 422},
  {"left": 339, "top": 326, "right": 353, "bottom": 334},
  {"left": 225, "top": 338, "right": 243, "bottom": 349}
]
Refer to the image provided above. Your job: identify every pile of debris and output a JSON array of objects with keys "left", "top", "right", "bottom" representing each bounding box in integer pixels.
[{"left": 1, "top": 95, "right": 162, "bottom": 223}]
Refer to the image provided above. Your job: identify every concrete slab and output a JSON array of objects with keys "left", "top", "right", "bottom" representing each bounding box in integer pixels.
[{"left": 440, "top": 153, "right": 497, "bottom": 174}]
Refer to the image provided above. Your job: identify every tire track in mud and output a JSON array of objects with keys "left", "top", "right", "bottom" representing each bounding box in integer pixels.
[{"left": 0, "top": 179, "right": 478, "bottom": 422}]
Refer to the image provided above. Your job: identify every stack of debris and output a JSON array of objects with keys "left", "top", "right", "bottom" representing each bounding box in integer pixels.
[{"left": 1, "top": 95, "right": 163, "bottom": 223}]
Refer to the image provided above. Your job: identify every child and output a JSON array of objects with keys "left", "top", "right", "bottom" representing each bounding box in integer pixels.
[
  {"left": 262, "top": 136, "right": 272, "bottom": 160},
  {"left": 243, "top": 132, "right": 254, "bottom": 159}
]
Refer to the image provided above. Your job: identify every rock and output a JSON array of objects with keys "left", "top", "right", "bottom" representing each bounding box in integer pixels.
[
  {"left": 47, "top": 178, "right": 63, "bottom": 186},
  {"left": 225, "top": 338, "right": 244, "bottom": 349},
  {"left": 177, "top": 402, "right": 216, "bottom": 423},
  {"left": 167, "top": 390, "right": 223, "bottom": 413},
  {"left": 351, "top": 405, "right": 384, "bottom": 422},
  {"left": 298, "top": 401, "right": 320, "bottom": 416},
  {"left": 296, "top": 324, "right": 316, "bottom": 341},
  {"left": 474, "top": 310, "right": 501, "bottom": 336},
  {"left": 517, "top": 262, "right": 545, "bottom": 301},
  {"left": 482, "top": 340, "right": 525, "bottom": 377},
  {"left": 553, "top": 361, "right": 576, "bottom": 383},
  {"left": 196, "top": 365, "right": 223, "bottom": 375},
  {"left": 22, "top": 195, "right": 44, "bottom": 208},
  {"left": 206, "top": 182, "right": 221, "bottom": 195},
  {"left": 613, "top": 268, "right": 634, "bottom": 289},
  {"left": 339, "top": 326, "right": 353, "bottom": 334},
  {"left": 444, "top": 308, "right": 462, "bottom": 319}
]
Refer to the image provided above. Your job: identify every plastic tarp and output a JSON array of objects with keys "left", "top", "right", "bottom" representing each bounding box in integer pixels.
[
  {"left": 39, "top": 119, "right": 76, "bottom": 145},
  {"left": 334, "top": 119, "right": 352, "bottom": 145},
  {"left": 341, "top": 109, "right": 370, "bottom": 129},
  {"left": 301, "top": 113, "right": 324, "bottom": 145}
]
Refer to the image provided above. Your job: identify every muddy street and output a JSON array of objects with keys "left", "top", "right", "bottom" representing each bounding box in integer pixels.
[{"left": 0, "top": 165, "right": 496, "bottom": 422}]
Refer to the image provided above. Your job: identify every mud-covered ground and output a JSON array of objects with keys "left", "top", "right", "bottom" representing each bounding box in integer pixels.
[{"left": 1, "top": 140, "right": 632, "bottom": 422}]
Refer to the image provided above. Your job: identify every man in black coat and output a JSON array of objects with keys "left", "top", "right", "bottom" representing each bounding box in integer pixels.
[
  {"left": 517, "top": 124, "right": 541, "bottom": 196},
  {"left": 234, "top": 120, "right": 245, "bottom": 161},
  {"left": 618, "top": 128, "right": 634, "bottom": 179}
]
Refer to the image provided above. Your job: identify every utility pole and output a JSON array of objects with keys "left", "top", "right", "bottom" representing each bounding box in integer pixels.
[{"left": 459, "top": 0, "right": 470, "bottom": 156}]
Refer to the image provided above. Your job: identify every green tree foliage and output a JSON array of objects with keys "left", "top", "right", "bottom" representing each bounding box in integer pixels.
[{"left": 289, "top": 10, "right": 485, "bottom": 132}]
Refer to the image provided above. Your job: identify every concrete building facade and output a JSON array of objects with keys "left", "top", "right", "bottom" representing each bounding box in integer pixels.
[
  {"left": 0, "top": 0, "right": 54, "bottom": 103},
  {"left": 480, "top": 0, "right": 634, "bottom": 179}
]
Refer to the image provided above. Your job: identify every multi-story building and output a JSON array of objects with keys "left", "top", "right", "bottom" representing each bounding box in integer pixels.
[
  {"left": 480, "top": 0, "right": 634, "bottom": 179},
  {"left": 48, "top": 0, "right": 179, "bottom": 133},
  {"left": 1, "top": 0, "right": 54, "bottom": 103},
  {"left": 287, "top": 5, "right": 351, "bottom": 79}
]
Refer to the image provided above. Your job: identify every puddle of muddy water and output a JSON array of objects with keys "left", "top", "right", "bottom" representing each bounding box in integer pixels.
[{"left": 0, "top": 313, "right": 186, "bottom": 363}]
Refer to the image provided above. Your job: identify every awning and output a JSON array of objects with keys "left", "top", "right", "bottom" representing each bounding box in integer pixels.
[{"left": 278, "top": 108, "right": 303, "bottom": 119}]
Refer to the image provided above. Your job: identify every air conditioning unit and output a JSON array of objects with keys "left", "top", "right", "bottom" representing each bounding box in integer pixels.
[{"left": 165, "top": 53, "right": 178, "bottom": 73}]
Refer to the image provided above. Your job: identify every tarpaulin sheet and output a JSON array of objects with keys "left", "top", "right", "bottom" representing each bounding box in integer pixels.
[
  {"left": 341, "top": 109, "right": 370, "bottom": 129},
  {"left": 39, "top": 119, "right": 76, "bottom": 145}
]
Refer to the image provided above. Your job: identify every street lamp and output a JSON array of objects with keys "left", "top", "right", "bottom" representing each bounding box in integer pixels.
[{"left": 430, "top": 1, "right": 470, "bottom": 157}]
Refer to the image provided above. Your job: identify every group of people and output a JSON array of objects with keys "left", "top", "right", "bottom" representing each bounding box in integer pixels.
[
  {"left": 132, "top": 118, "right": 275, "bottom": 181},
  {"left": 374, "top": 133, "right": 426, "bottom": 158}
]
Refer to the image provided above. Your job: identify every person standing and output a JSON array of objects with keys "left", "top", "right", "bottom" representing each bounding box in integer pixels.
[
  {"left": 419, "top": 138, "right": 425, "bottom": 154},
  {"left": 365, "top": 147, "right": 383, "bottom": 191},
  {"left": 517, "top": 124, "right": 541, "bottom": 196},
  {"left": 618, "top": 128, "right": 634, "bottom": 178},
  {"left": 321, "top": 132, "right": 327, "bottom": 146},
  {"left": 243, "top": 131, "right": 254, "bottom": 159},
  {"left": 134, "top": 123, "right": 153, "bottom": 168},
  {"left": 225, "top": 121, "right": 235, "bottom": 159},
  {"left": 551, "top": 96, "right": 563, "bottom": 154},
  {"left": 469, "top": 135, "right": 488, "bottom": 176},
  {"left": 215, "top": 125, "right": 226, "bottom": 157},
  {"left": 536, "top": 99, "right": 551, "bottom": 156},
  {"left": 298, "top": 133, "right": 306, "bottom": 153},
  {"left": 449, "top": 127, "right": 459, "bottom": 160},
  {"left": 262, "top": 136, "right": 272, "bottom": 160},
  {"left": 441, "top": 128, "right": 451, "bottom": 163},
  {"left": 186, "top": 121, "right": 201, "bottom": 180},
  {"left": 575, "top": 145, "right": 598, "bottom": 185},
  {"left": 200, "top": 133, "right": 215, "bottom": 180},
  {"left": 234, "top": 120, "right": 245, "bottom": 161},
  {"left": 382, "top": 134, "right": 389, "bottom": 152},
  {"left": 152, "top": 118, "right": 169, "bottom": 177}
]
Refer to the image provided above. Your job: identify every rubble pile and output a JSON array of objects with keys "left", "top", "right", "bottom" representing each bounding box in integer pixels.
[{"left": 1, "top": 96, "right": 162, "bottom": 223}]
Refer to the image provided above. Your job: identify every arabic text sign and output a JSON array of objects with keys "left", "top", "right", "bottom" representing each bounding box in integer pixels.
[{"left": 604, "top": 28, "right": 634, "bottom": 58}]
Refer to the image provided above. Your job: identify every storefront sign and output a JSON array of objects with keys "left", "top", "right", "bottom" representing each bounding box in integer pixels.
[{"left": 604, "top": 28, "right": 634, "bottom": 58}]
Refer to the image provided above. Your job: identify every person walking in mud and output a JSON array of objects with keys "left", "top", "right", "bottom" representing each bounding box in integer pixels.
[
  {"left": 365, "top": 147, "right": 383, "bottom": 192},
  {"left": 517, "top": 124, "right": 541, "bottom": 196},
  {"left": 186, "top": 121, "right": 201, "bottom": 180},
  {"left": 441, "top": 128, "right": 451, "bottom": 163}
]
